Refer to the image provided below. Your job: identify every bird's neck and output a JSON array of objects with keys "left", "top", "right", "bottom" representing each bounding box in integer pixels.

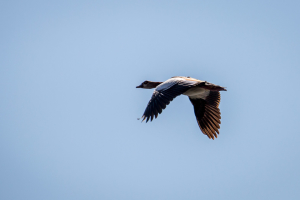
[{"left": 148, "top": 81, "right": 163, "bottom": 89}]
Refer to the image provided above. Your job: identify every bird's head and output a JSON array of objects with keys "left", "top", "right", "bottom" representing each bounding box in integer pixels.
[{"left": 136, "top": 80, "right": 162, "bottom": 89}]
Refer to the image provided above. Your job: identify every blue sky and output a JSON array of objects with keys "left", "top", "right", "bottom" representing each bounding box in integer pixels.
[{"left": 1, "top": 1, "right": 300, "bottom": 199}]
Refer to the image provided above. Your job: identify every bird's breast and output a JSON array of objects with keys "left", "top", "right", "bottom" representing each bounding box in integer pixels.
[{"left": 183, "top": 87, "right": 210, "bottom": 99}]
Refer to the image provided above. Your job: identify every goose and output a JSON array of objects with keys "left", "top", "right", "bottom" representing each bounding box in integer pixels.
[{"left": 136, "top": 76, "right": 226, "bottom": 139}]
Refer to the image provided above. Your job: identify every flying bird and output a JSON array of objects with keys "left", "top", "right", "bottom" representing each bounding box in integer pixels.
[{"left": 136, "top": 76, "right": 226, "bottom": 139}]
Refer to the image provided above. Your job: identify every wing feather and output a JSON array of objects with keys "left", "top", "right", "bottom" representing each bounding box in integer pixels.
[
  {"left": 141, "top": 79, "right": 196, "bottom": 122},
  {"left": 189, "top": 91, "right": 222, "bottom": 139}
]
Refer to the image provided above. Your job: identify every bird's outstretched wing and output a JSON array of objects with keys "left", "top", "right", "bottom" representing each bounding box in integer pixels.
[
  {"left": 141, "top": 78, "right": 196, "bottom": 122},
  {"left": 189, "top": 91, "right": 221, "bottom": 139}
]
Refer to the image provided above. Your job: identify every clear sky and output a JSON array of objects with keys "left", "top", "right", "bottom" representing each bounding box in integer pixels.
[{"left": 1, "top": 1, "right": 300, "bottom": 199}]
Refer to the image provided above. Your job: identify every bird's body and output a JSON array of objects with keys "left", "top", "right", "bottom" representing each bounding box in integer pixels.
[{"left": 136, "top": 76, "right": 226, "bottom": 139}]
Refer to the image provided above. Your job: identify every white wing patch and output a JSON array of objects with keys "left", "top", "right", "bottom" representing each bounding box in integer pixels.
[
  {"left": 184, "top": 87, "right": 210, "bottom": 99},
  {"left": 155, "top": 77, "right": 196, "bottom": 92}
]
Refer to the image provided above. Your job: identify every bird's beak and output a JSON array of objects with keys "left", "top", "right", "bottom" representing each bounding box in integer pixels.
[{"left": 136, "top": 84, "right": 143, "bottom": 88}]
